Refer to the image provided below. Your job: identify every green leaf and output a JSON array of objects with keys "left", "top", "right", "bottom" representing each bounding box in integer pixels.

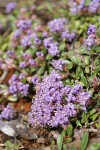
[
  {"left": 63, "top": 144, "right": 68, "bottom": 150},
  {"left": 76, "top": 66, "right": 83, "bottom": 76},
  {"left": 66, "top": 125, "right": 73, "bottom": 137},
  {"left": 81, "top": 132, "right": 89, "bottom": 150},
  {"left": 81, "top": 74, "right": 87, "bottom": 87},
  {"left": 37, "top": 66, "right": 45, "bottom": 76},
  {"left": 81, "top": 112, "right": 87, "bottom": 124},
  {"left": 66, "top": 137, "right": 72, "bottom": 143},
  {"left": 76, "top": 120, "right": 82, "bottom": 127},
  {"left": 70, "top": 145, "right": 77, "bottom": 150},
  {"left": 89, "top": 143, "right": 100, "bottom": 150},
  {"left": 4, "top": 140, "right": 19, "bottom": 150},
  {"left": 5, "top": 140, "right": 12, "bottom": 147},
  {"left": 87, "top": 109, "right": 96, "bottom": 118},
  {"left": 68, "top": 55, "right": 79, "bottom": 65},
  {"left": 8, "top": 96, "right": 17, "bottom": 102},
  {"left": 57, "top": 134, "right": 63, "bottom": 150},
  {"left": 59, "top": 43, "right": 66, "bottom": 51},
  {"left": 84, "top": 0, "right": 92, "bottom": 6},
  {"left": 78, "top": 48, "right": 87, "bottom": 54},
  {"left": 85, "top": 67, "right": 89, "bottom": 74},
  {"left": 1, "top": 43, "right": 8, "bottom": 51},
  {"left": 90, "top": 113, "right": 100, "bottom": 121},
  {"left": 46, "top": 54, "right": 53, "bottom": 60},
  {"left": 68, "top": 62, "right": 73, "bottom": 69},
  {"left": 84, "top": 56, "right": 90, "bottom": 65},
  {"left": 62, "top": 130, "right": 66, "bottom": 139}
]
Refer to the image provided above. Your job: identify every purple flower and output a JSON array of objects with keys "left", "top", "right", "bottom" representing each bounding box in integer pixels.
[
  {"left": 78, "top": 0, "right": 86, "bottom": 11},
  {"left": 21, "top": 33, "right": 40, "bottom": 48},
  {"left": 48, "top": 43, "right": 59, "bottom": 56},
  {"left": 21, "top": 35, "right": 32, "bottom": 47},
  {"left": 43, "top": 37, "right": 59, "bottom": 56},
  {"left": 0, "top": 60, "right": 2, "bottom": 68},
  {"left": 62, "top": 30, "right": 76, "bottom": 41},
  {"left": 43, "top": 37, "right": 53, "bottom": 48},
  {"left": 28, "top": 71, "right": 91, "bottom": 128},
  {"left": 32, "top": 76, "right": 40, "bottom": 85},
  {"left": 89, "top": 0, "right": 100, "bottom": 13},
  {"left": 36, "top": 52, "right": 44, "bottom": 57},
  {"left": 48, "top": 18, "right": 67, "bottom": 32},
  {"left": 84, "top": 25, "right": 97, "bottom": 50},
  {"left": 51, "top": 60, "right": 66, "bottom": 71},
  {"left": 0, "top": 105, "right": 16, "bottom": 120},
  {"left": 34, "top": 37, "right": 41, "bottom": 45},
  {"left": 70, "top": 2, "right": 79, "bottom": 14},
  {"left": 19, "top": 61, "right": 27, "bottom": 69},
  {"left": 23, "top": 53, "right": 32, "bottom": 60},
  {"left": 14, "top": 29, "right": 21, "bottom": 37},
  {"left": 84, "top": 34, "right": 96, "bottom": 50},
  {"left": 42, "top": 31, "right": 48, "bottom": 37},
  {"left": 6, "top": 2, "right": 17, "bottom": 13},
  {"left": 17, "top": 20, "right": 32, "bottom": 30},
  {"left": 9, "top": 74, "right": 29, "bottom": 97},
  {"left": 19, "top": 73, "right": 26, "bottom": 80},
  {"left": 87, "top": 25, "right": 96, "bottom": 35},
  {"left": 7, "top": 50, "right": 15, "bottom": 58},
  {"left": 28, "top": 59, "right": 35, "bottom": 66},
  {"left": 17, "top": 82, "right": 29, "bottom": 96}
]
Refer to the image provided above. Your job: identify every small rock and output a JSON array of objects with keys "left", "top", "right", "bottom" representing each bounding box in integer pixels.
[
  {"left": 1, "top": 125, "right": 18, "bottom": 137},
  {"left": 36, "top": 137, "right": 45, "bottom": 144},
  {"left": 28, "top": 128, "right": 38, "bottom": 140},
  {"left": 45, "top": 146, "right": 51, "bottom": 150},
  {"left": 51, "top": 145, "right": 58, "bottom": 150},
  {"left": 0, "top": 120, "right": 18, "bottom": 137}
]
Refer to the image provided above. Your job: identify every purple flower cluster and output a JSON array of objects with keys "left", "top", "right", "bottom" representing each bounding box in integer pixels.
[
  {"left": 36, "top": 52, "right": 44, "bottom": 57},
  {"left": 88, "top": 0, "right": 100, "bottom": 13},
  {"left": 23, "top": 53, "right": 32, "bottom": 60},
  {"left": 78, "top": 0, "right": 86, "bottom": 12},
  {"left": 67, "top": 84, "right": 91, "bottom": 111},
  {"left": 28, "top": 71, "right": 91, "bottom": 128},
  {"left": 62, "top": 30, "right": 76, "bottom": 42},
  {"left": 7, "top": 50, "right": 15, "bottom": 58},
  {"left": 70, "top": 0, "right": 100, "bottom": 14},
  {"left": 80, "top": 0, "right": 100, "bottom": 13},
  {"left": 0, "top": 105, "right": 16, "bottom": 121},
  {"left": 13, "top": 29, "right": 21, "bottom": 38},
  {"left": 6, "top": 2, "right": 17, "bottom": 13},
  {"left": 87, "top": 24, "right": 96, "bottom": 35},
  {"left": 17, "top": 20, "right": 32, "bottom": 30},
  {"left": 84, "top": 25, "right": 97, "bottom": 50},
  {"left": 9, "top": 74, "right": 29, "bottom": 97},
  {"left": 21, "top": 35, "right": 32, "bottom": 47},
  {"left": 19, "top": 61, "right": 27, "bottom": 69},
  {"left": 43, "top": 37, "right": 59, "bottom": 56},
  {"left": 48, "top": 18, "right": 67, "bottom": 32},
  {"left": 70, "top": 2, "right": 79, "bottom": 14},
  {"left": 21, "top": 33, "right": 41, "bottom": 48},
  {"left": 31, "top": 76, "right": 40, "bottom": 85},
  {"left": 19, "top": 58, "right": 36, "bottom": 69},
  {"left": 51, "top": 60, "right": 66, "bottom": 71}
]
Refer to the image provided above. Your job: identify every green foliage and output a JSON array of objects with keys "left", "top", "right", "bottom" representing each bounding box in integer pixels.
[
  {"left": 80, "top": 132, "right": 89, "bottom": 150},
  {"left": 66, "top": 125, "right": 73, "bottom": 137},
  {"left": 8, "top": 96, "right": 17, "bottom": 102},
  {"left": 81, "top": 112, "right": 87, "bottom": 124},
  {"left": 4, "top": 140, "right": 19, "bottom": 150},
  {"left": 84, "top": 0, "right": 92, "bottom": 6},
  {"left": 57, "top": 134, "right": 63, "bottom": 150},
  {"left": 70, "top": 145, "right": 77, "bottom": 150},
  {"left": 89, "top": 143, "right": 100, "bottom": 150}
]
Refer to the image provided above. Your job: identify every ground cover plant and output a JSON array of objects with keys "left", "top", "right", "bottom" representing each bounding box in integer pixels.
[{"left": 0, "top": 0, "right": 100, "bottom": 150}]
